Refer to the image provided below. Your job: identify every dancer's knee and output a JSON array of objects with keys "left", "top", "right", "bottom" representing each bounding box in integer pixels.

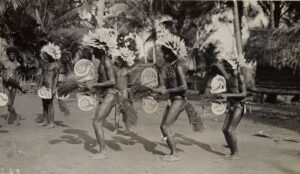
[
  {"left": 93, "top": 120, "right": 99, "bottom": 128},
  {"left": 160, "top": 124, "right": 169, "bottom": 135},
  {"left": 7, "top": 105, "right": 14, "bottom": 112},
  {"left": 223, "top": 128, "right": 235, "bottom": 137},
  {"left": 93, "top": 119, "right": 103, "bottom": 128},
  {"left": 222, "top": 128, "right": 230, "bottom": 135}
]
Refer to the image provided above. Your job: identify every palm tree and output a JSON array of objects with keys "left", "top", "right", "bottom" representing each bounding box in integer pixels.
[{"left": 0, "top": 0, "right": 23, "bottom": 15}]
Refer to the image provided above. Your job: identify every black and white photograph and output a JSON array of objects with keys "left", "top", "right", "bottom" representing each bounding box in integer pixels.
[{"left": 0, "top": 0, "right": 299, "bottom": 173}]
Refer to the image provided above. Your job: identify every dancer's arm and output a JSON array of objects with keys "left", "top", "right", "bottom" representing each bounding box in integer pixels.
[
  {"left": 213, "top": 62, "right": 230, "bottom": 80},
  {"left": 153, "top": 64, "right": 187, "bottom": 95},
  {"left": 221, "top": 74, "right": 247, "bottom": 98},
  {"left": 91, "top": 59, "right": 116, "bottom": 88},
  {"left": 52, "top": 63, "right": 60, "bottom": 94}
]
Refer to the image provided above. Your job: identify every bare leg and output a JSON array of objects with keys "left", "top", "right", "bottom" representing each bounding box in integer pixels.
[
  {"left": 124, "top": 117, "right": 130, "bottom": 136},
  {"left": 222, "top": 104, "right": 244, "bottom": 160},
  {"left": 222, "top": 107, "right": 234, "bottom": 153},
  {"left": 47, "top": 98, "right": 55, "bottom": 128},
  {"left": 38, "top": 99, "right": 49, "bottom": 126},
  {"left": 90, "top": 94, "right": 117, "bottom": 160},
  {"left": 5, "top": 88, "right": 18, "bottom": 125},
  {"left": 160, "top": 99, "right": 186, "bottom": 162},
  {"left": 10, "top": 89, "right": 20, "bottom": 126},
  {"left": 113, "top": 105, "right": 121, "bottom": 134}
]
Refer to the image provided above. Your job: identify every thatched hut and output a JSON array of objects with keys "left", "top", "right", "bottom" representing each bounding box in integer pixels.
[{"left": 245, "top": 25, "right": 300, "bottom": 93}]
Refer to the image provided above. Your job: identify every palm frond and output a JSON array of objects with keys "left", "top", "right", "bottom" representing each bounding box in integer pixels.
[
  {"left": 53, "top": 3, "right": 92, "bottom": 27},
  {"left": 10, "top": 0, "right": 23, "bottom": 10},
  {"left": 50, "top": 27, "right": 89, "bottom": 42}
]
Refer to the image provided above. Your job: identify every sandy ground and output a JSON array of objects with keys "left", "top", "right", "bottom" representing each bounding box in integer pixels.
[{"left": 0, "top": 94, "right": 299, "bottom": 174}]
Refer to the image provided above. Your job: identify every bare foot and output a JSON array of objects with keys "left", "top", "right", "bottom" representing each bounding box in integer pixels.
[
  {"left": 124, "top": 130, "right": 130, "bottom": 136},
  {"left": 160, "top": 154, "right": 180, "bottom": 162},
  {"left": 38, "top": 121, "right": 48, "bottom": 126},
  {"left": 14, "top": 119, "right": 20, "bottom": 126},
  {"left": 47, "top": 123, "right": 55, "bottom": 129},
  {"left": 224, "top": 154, "right": 240, "bottom": 160},
  {"left": 89, "top": 152, "right": 109, "bottom": 160},
  {"left": 112, "top": 129, "right": 119, "bottom": 135}
]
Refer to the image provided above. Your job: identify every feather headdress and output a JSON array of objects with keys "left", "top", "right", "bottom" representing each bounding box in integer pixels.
[
  {"left": 41, "top": 43, "right": 61, "bottom": 60},
  {"left": 82, "top": 28, "right": 117, "bottom": 56},
  {"left": 157, "top": 32, "right": 187, "bottom": 60},
  {"left": 224, "top": 54, "right": 246, "bottom": 70},
  {"left": 114, "top": 32, "right": 140, "bottom": 67},
  {"left": 154, "top": 15, "right": 174, "bottom": 30}
]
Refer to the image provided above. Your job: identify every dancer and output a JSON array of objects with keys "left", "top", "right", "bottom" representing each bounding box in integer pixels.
[
  {"left": 0, "top": 47, "right": 27, "bottom": 125},
  {"left": 57, "top": 49, "right": 72, "bottom": 116},
  {"left": 219, "top": 56, "right": 247, "bottom": 160},
  {"left": 113, "top": 33, "right": 140, "bottom": 135},
  {"left": 153, "top": 32, "right": 188, "bottom": 162},
  {"left": 114, "top": 66, "right": 137, "bottom": 135},
  {"left": 81, "top": 28, "right": 118, "bottom": 160},
  {"left": 38, "top": 43, "right": 61, "bottom": 128}
]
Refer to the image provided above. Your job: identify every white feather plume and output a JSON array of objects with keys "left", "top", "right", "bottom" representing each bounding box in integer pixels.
[
  {"left": 41, "top": 43, "right": 61, "bottom": 60},
  {"left": 82, "top": 28, "right": 117, "bottom": 55},
  {"left": 157, "top": 32, "right": 187, "bottom": 60},
  {"left": 113, "top": 32, "right": 141, "bottom": 67}
]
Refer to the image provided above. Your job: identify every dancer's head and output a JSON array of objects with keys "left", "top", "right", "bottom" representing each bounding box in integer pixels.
[
  {"left": 40, "top": 43, "right": 61, "bottom": 62},
  {"left": 161, "top": 45, "right": 177, "bottom": 63},
  {"left": 6, "top": 47, "right": 18, "bottom": 61},
  {"left": 157, "top": 32, "right": 187, "bottom": 64},
  {"left": 81, "top": 28, "right": 117, "bottom": 60}
]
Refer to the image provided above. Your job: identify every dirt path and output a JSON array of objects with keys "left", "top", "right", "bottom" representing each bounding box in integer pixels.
[{"left": 0, "top": 95, "right": 299, "bottom": 174}]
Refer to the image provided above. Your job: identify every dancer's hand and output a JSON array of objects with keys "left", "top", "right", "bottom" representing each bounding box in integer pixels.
[
  {"left": 81, "top": 82, "right": 95, "bottom": 89},
  {"left": 153, "top": 86, "right": 167, "bottom": 95},
  {"left": 51, "top": 88, "right": 57, "bottom": 95}
]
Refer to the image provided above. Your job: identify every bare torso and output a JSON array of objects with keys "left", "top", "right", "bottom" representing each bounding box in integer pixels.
[
  {"left": 97, "top": 58, "right": 115, "bottom": 93},
  {"left": 3, "top": 60, "right": 19, "bottom": 80},
  {"left": 42, "top": 62, "right": 59, "bottom": 90},
  {"left": 227, "top": 73, "right": 245, "bottom": 103},
  {"left": 116, "top": 67, "right": 129, "bottom": 91},
  {"left": 165, "top": 62, "right": 186, "bottom": 99}
]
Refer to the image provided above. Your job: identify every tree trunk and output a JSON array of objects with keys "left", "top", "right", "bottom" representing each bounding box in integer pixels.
[
  {"left": 265, "top": 1, "right": 280, "bottom": 103},
  {"left": 233, "top": 0, "right": 243, "bottom": 57},
  {"left": 270, "top": 1, "right": 275, "bottom": 28},
  {"left": 274, "top": 1, "right": 281, "bottom": 28},
  {"left": 150, "top": 0, "right": 156, "bottom": 64},
  {"left": 96, "top": 0, "right": 105, "bottom": 28}
]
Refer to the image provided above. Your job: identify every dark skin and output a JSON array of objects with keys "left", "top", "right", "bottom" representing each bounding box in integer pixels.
[
  {"left": 114, "top": 65, "right": 138, "bottom": 135},
  {"left": 216, "top": 63, "right": 247, "bottom": 160},
  {"left": 38, "top": 53, "right": 59, "bottom": 128},
  {"left": 1, "top": 52, "right": 24, "bottom": 125},
  {"left": 83, "top": 48, "right": 117, "bottom": 160},
  {"left": 153, "top": 47, "right": 187, "bottom": 162},
  {"left": 114, "top": 67, "right": 131, "bottom": 135},
  {"left": 0, "top": 52, "right": 26, "bottom": 125}
]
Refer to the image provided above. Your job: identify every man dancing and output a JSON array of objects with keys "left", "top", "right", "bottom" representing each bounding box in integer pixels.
[
  {"left": 81, "top": 28, "right": 118, "bottom": 160},
  {"left": 114, "top": 67, "right": 135, "bottom": 135},
  {"left": 38, "top": 43, "right": 61, "bottom": 128},
  {"left": 153, "top": 32, "right": 188, "bottom": 162},
  {"left": 216, "top": 57, "right": 247, "bottom": 160},
  {"left": 113, "top": 33, "right": 139, "bottom": 135},
  {"left": 1, "top": 47, "right": 26, "bottom": 125}
]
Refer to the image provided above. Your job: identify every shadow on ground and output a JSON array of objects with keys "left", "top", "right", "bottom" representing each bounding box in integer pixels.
[
  {"left": 104, "top": 121, "right": 165, "bottom": 155},
  {"left": 48, "top": 122, "right": 165, "bottom": 156},
  {"left": 175, "top": 133, "right": 225, "bottom": 156}
]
